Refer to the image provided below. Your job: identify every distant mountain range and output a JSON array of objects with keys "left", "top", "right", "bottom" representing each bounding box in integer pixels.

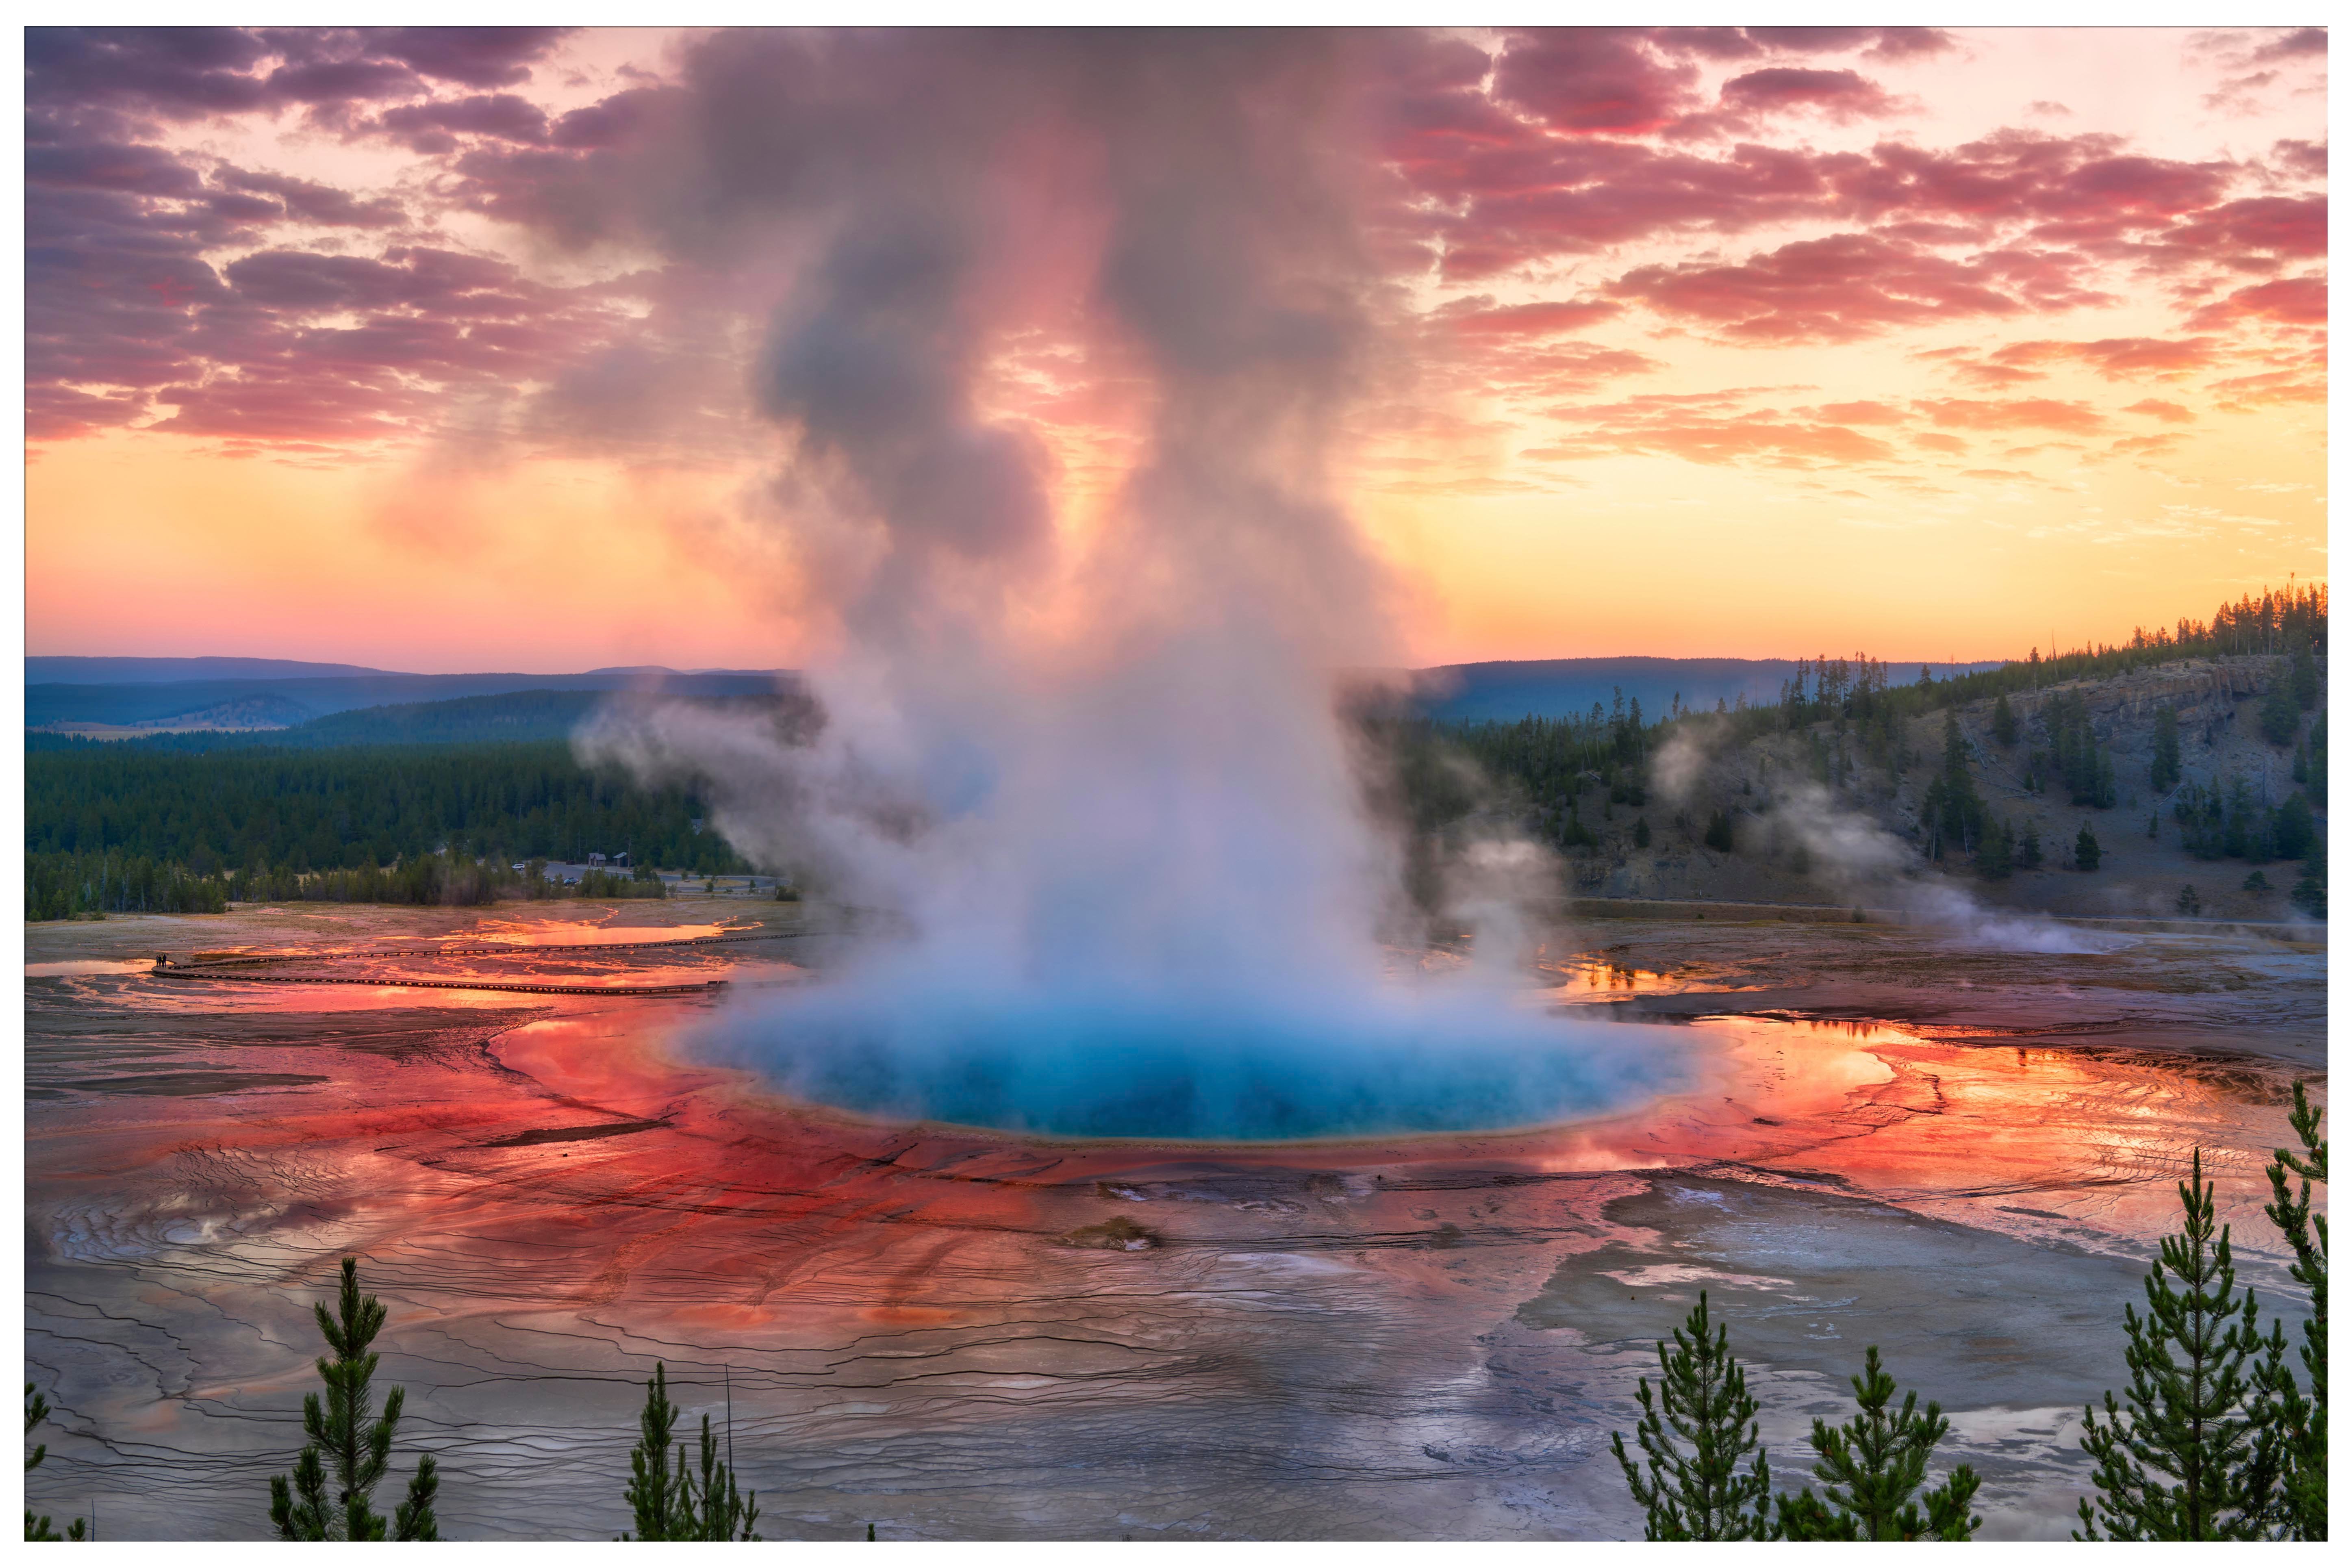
[
  {"left": 22, "top": 688, "right": 819, "bottom": 753},
  {"left": 1409, "top": 656, "right": 2002, "bottom": 724},
  {"left": 26, "top": 656, "right": 404, "bottom": 684},
  {"left": 24, "top": 653, "right": 2007, "bottom": 740},
  {"left": 25, "top": 661, "right": 795, "bottom": 732},
  {"left": 25, "top": 656, "right": 785, "bottom": 685}
]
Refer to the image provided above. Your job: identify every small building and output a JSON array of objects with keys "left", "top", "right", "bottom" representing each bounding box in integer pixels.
[{"left": 588, "top": 852, "right": 608, "bottom": 866}]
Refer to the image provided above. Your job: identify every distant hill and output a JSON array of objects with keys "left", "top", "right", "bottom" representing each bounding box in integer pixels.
[
  {"left": 23, "top": 686, "right": 812, "bottom": 753},
  {"left": 26, "top": 656, "right": 404, "bottom": 684},
  {"left": 286, "top": 688, "right": 607, "bottom": 746},
  {"left": 26, "top": 668, "right": 795, "bottom": 731},
  {"left": 25, "top": 656, "right": 794, "bottom": 685},
  {"left": 27, "top": 652, "right": 2019, "bottom": 735},
  {"left": 1413, "top": 657, "right": 2002, "bottom": 724}
]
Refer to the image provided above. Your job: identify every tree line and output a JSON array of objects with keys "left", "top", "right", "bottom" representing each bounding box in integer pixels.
[
  {"left": 1414, "top": 686, "right": 1658, "bottom": 855},
  {"left": 26, "top": 850, "right": 674, "bottom": 922},
  {"left": 26, "top": 741, "right": 746, "bottom": 873},
  {"left": 1401, "top": 582, "right": 2324, "bottom": 901},
  {"left": 1614, "top": 1089, "right": 2326, "bottom": 1541},
  {"left": 24, "top": 852, "right": 232, "bottom": 921},
  {"left": 1438, "top": 582, "right": 2322, "bottom": 765}
]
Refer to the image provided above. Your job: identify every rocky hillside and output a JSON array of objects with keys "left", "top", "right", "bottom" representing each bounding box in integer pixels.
[{"left": 1566, "top": 654, "right": 2324, "bottom": 923}]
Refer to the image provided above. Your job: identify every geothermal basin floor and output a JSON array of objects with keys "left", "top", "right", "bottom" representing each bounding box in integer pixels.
[{"left": 23, "top": 900, "right": 2326, "bottom": 1540}]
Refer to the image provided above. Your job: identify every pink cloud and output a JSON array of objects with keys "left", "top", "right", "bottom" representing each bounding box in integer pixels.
[
  {"left": 2206, "top": 368, "right": 2326, "bottom": 407},
  {"left": 376, "top": 93, "right": 551, "bottom": 152},
  {"left": 1915, "top": 397, "right": 2108, "bottom": 433},
  {"left": 1538, "top": 388, "right": 1904, "bottom": 468},
  {"left": 1991, "top": 336, "right": 2222, "bottom": 378},
  {"left": 1433, "top": 297, "right": 1623, "bottom": 337},
  {"left": 1491, "top": 31, "right": 1701, "bottom": 136},
  {"left": 1811, "top": 400, "right": 1910, "bottom": 424},
  {"left": 2187, "top": 274, "right": 2327, "bottom": 327},
  {"left": 1719, "top": 67, "right": 1898, "bottom": 121},
  {"left": 1608, "top": 232, "right": 2107, "bottom": 343}
]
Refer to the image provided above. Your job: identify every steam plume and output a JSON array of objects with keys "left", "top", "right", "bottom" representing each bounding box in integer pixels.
[{"left": 580, "top": 32, "right": 1671, "bottom": 1137}]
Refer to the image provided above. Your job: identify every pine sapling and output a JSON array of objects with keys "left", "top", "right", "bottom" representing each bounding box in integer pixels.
[
  {"left": 267, "top": 1257, "right": 441, "bottom": 1541},
  {"left": 621, "top": 1364, "right": 760, "bottom": 1541},
  {"left": 685, "top": 1412, "right": 760, "bottom": 1541},
  {"left": 393, "top": 1454, "right": 441, "bottom": 1543},
  {"left": 271, "top": 1445, "right": 332, "bottom": 1541},
  {"left": 24, "top": 1383, "right": 88, "bottom": 1542},
  {"left": 621, "top": 1363, "right": 684, "bottom": 1541},
  {"left": 2076, "top": 1149, "right": 2276, "bottom": 1539},
  {"left": 1774, "top": 1345, "right": 1981, "bottom": 1540},
  {"left": 2254, "top": 1082, "right": 2325, "bottom": 1540},
  {"left": 1611, "top": 1291, "right": 1774, "bottom": 1540}
]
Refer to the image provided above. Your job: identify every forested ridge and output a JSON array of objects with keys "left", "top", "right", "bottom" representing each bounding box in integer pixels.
[
  {"left": 22, "top": 584, "right": 2325, "bottom": 921},
  {"left": 25, "top": 687, "right": 800, "bottom": 751},
  {"left": 25, "top": 741, "right": 750, "bottom": 918},
  {"left": 1382, "top": 582, "right": 2326, "bottom": 913}
]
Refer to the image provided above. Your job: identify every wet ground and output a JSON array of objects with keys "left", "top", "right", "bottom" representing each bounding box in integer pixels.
[{"left": 22, "top": 900, "right": 2325, "bottom": 1540}]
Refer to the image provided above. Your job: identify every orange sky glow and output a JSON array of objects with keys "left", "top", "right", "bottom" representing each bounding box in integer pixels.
[{"left": 24, "top": 26, "right": 2327, "bottom": 672}]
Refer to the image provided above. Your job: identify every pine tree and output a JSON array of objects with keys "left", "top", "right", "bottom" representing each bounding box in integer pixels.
[
  {"left": 1991, "top": 692, "right": 2018, "bottom": 747},
  {"left": 1930, "top": 711, "right": 1986, "bottom": 852},
  {"left": 2289, "top": 634, "right": 2319, "bottom": 711},
  {"left": 2254, "top": 1084, "right": 2325, "bottom": 1540},
  {"left": 394, "top": 1454, "right": 441, "bottom": 1542},
  {"left": 2076, "top": 1150, "right": 2277, "bottom": 1539},
  {"left": 1611, "top": 1292, "right": 1774, "bottom": 1540},
  {"left": 2290, "top": 841, "right": 2326, "bottom": 920},
  {"left": 2152, "top": 707, "right": 2182, "bottom": 793},
  {"left": 621, "top": 1364, "right": 759, "bottom": 1541},
  {"left": 2075, "top": 826, "right": 2102, "bottom": 871},
  {"left": 24, "top": 1384, "right": 87, "bottom": 1542},
  {"left": 622, "top": 1363, "right": 683, "bottom": 1541},
  {"left": 1774, "top": 1346, "right": 1981, "bottom": 1540},
  {"left": 682, "top": 1413, "right": 759, "bottom": 1542},
  {"left": 2260, "top": 679, "right": 2300, "bottom": 747},
  {"left": 1633, "top": 816, "right": 1652, "bottom": 849},
  {"left": 2016, "top": 823, "right": 2044, "bottom": 869},
  {"left": 1976, "top": 819, "right": 2014, "bottom": 881},
  {"left": 267, "top": 1257, "right": 441, "bottom": 1541}
]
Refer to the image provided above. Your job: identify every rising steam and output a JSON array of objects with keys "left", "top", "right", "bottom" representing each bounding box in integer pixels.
[
  {"left": 1649, "top": 721, "right": 2121, "bottom": 956},
  {"left": 577, "top": 32, "right": 1674, "bottom": 1138},
  {"left": 1760, "top": 782, "right": 2123, "bottom": 954}
]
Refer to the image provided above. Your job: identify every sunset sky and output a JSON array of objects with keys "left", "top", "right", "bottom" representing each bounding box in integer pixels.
[{"left": 24, "top": 26, "right": 2328, "bottom": 673}]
